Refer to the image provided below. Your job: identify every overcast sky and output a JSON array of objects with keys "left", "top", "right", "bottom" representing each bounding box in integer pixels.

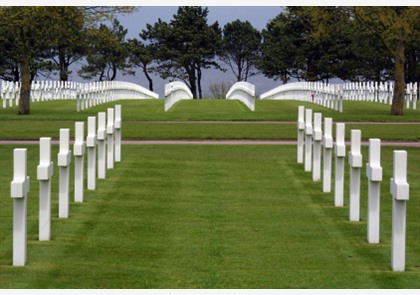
[
  {"left": 118, "top": 6, "right": 283, "bottom": 39},
  {"left": 112, "top": 6, "right": 284, "bottom": 97}
]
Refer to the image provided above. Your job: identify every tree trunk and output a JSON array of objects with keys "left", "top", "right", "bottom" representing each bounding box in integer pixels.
[
  {"left": 18, "top": 54, "right": 31, "bottom": 115},
  {"left": 59, "top": 48, "right": 69, "bottom": 81},
  {"left": 143, "top": 65, "right": 154, "bottom": 92},
  {"left": 197, "top": 67, "right": 202, "bottom": 99},
  {"left": 187, "top": 65, "right": 197, "bottom": 99},
  {"left": 391, "top": 39, "right": 405, "bottom": 116}
]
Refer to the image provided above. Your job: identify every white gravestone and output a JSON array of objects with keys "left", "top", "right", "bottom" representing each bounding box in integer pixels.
[
  {"left": 334, "top": 123, "right": 346, "bottom": 206},
  {"left": 58, "top": 129, "right": 71, "bottom": 218},
  {"left": 390, "top": 150, "right": 409, "bottom": 271},
  {"left": 366, "top": 138, "right": 382, "bottom": 244},
  {"left": 37, "top": 137, "right": 53, "bottom": 241},
  {"left": 107, "top": 108, "right": 115, "bottom": 169},
  {"left": 11, "top": 148, "right": 30, "bottom": 266},
  {"left": 348, "top": 130, "right": 362, "bottom": 221},
  {"left": 312, "top": 112, "right": 322, "bottom": 181},
  {"left": 97, "top": 112, "right": 107, "bottom": 179},
  {"left": 87, "top": 116, "right": 97, "bottom": 190},
  {"left": 304, "top": 109, "right": 313, "bottom": 172},
  {"left": 74, "top": 122, "right": 85, "bottom": 202},
  {"left": 297, "top": 105, "right": 305, "bottom": 164},
  {"left": 114, "top": 104, "right": 122, "bottom": 162},
  {"left": 323, "top": 117, "right": 333, "bottom": 193}
]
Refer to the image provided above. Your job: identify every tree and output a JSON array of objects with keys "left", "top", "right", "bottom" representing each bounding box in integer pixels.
[
  {"left": 221, "top": 20, "right": 261, "bottom": 82},
  {"left": 141, "top": 6, "right": 222, "bottom": 98},
  {"left": 125, "top": 38, "right": 156, "bottom": 91},
  {"left": 47, "top": 7, "right": 87, "bottom": 81},
  {"left": 353, "top": 7, "right": 420, "bottom": 115},
  {"left": 0, "top": 6, "right": 136, "bottom": 114},
  {"left": 0, "top": 7, "right": 57, "bottom": 114},
  {"left": 208, "top": 80, "right": 232, "bottom": 99},
  {"left": 79, "top": 19, "right": 128, "bottom": 81},
  {"left": 259, "top": 7, "right": 358, "bottom": 83},
  {"left": 258, "top": 11, "right": 304, "bottom": 83}
]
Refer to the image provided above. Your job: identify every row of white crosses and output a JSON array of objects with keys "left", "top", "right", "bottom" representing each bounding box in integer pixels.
[
  {"left": 9, "top": 105, "right": 122, "bottom": 266},
  {"left": 1, "top": 80, "right": 159, "bottom": 110},
  {"left": 260, "top": 80, "right": 420, "bottom": 112},
  {"left": 297, "top": 105, "right": 410, "bottom": 272},
  {"left": 1, "top": 81, "right": 21, "bottom": 108},
  {"left": 31, "top": 81, "right": 78, "bottom": 102}
]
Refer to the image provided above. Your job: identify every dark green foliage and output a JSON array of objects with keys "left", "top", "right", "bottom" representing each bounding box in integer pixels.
[
  {"left": 79, "top": 19, "right": 128, "bottom": 81},
  {"left": 141, "top": 6, "right": 223, "bottom": 98},
  {"left": 125, "top": 39, "right": 156, "bottom": 91},
  {"left": 221, "top": 20, "right": 261, "bottom": 82}
]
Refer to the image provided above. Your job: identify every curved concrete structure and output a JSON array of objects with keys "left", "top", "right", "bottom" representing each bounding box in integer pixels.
[
  {"left": 164, "top": 81, "right": 193, "bottom": 111},
  {"left": 226, "top": 81, "right": 255, "bottom": 111}
]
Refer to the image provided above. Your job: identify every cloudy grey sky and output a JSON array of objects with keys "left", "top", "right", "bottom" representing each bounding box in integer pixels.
[
  {"left": 118, "top": 6, "right": 283, "bottom": 38},
  {"left": 112, "top": 6, "right": 284, "bottom": 97}
]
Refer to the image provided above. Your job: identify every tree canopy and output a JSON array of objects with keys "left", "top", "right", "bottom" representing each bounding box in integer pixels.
[
  {"left": 221, "top": 19, "right": 261, "bottom": 82},
  {"left": 141, "top": 6, "right": 222, "bottom": 99},
  {"left": 79, "top": 19, "right": 128, "bottom": 81},
  {"left": 1, "top": 6, "right": 420, "bottom": 115}
]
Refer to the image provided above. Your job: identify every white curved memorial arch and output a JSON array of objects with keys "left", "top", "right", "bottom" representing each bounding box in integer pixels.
[
  {"left": 225, "top": 81, "right": 255, "bottom": 111},
  {"left": 164, "top": 81, "right": 193, "bottom": 111}
]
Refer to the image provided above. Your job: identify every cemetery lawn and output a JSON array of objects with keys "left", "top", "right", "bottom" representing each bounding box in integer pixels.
[
  {"left": 1, "top": 144, "right": 420, "bottom": 288},
  {"left": 1, "top": 99, "right": 420, "bottom": 141}
]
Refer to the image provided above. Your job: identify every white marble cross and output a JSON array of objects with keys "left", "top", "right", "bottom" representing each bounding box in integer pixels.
[
  {"left": 334, "top": 123, "right": 346, "bottom": 206},
  {"left": 11, "top": 148, "right": 30, "bottom": 266},
  {"left": 58, "top": 128, "right": 71, "bottom": 218},
  {"left": 37, "top": 137, "right": 53, "bottom": 240},
  {"left": 312, "top": 112, "right": 322, "bottom": 181},
  {"left": 107, "top": 108, "right": 115, "bottom": 169},
  {"left": 114, "top": 105, "right": 122, "bottom": 162},
  {"left": 87, "top": 116, "right": 97, "bottom": 190},
  {"left": 322, "top": 117, "right": 333, "bottom": 193},
  {"left": 304, "top": 109, "right": 313, "bottom": 172},
  {"left": 74, "top": 122, "right": 85, "bottom": 202},
  {"left": 366, "top": 138, "right": 382, "bottom": 243},
  {"left": 97, "top": 112, "right": 107, "bottom": 179},
  {"left": 391, "top": 150, "right": 409, "bottom": 271},
  {"left": 348, "top": 130, "right": 362, "bottom": 221},
  {"left": 297, "top": 105, "right": 305, "bottom": 164}
]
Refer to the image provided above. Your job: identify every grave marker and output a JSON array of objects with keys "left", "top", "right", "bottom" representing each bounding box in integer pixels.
[
  {"left": 334, "top": 123, "right": 346, "bottom": 206},
  {"left": 304, "top": 109, "right": 313, "bottom": 172},
  {"left": 323, "top": 117, "right": 333, "bottom": 193},
  {"left": 87, "top": 116, "right": 97, "bottom": 190},
  {"left": 297, "top": 105, "right": 305, "bottom": 164},
  {"left": 366, "top": 138, "right": 382, "bottom": 243},
  {"left": 11, "top": 148, "right": 30, "bottom": 266},
  {"left": 348, "top": 130, "right": 362, "bottom": 221},
  {"left": 58, "top": 129, "right": 71, "bottom": 218},
  {"left": 107, "top": 108, "right": 115, "bottom": 169},
  {"left": 74, "top": 122, "right": 85, "bottom": 202},
  {"left": 97, "top": 112, "right": 107, "bottom": 179},
  {"left": 37, "top": 137, "right": 53, "bottom": 240},
  {"left": 391, "top": 150, "right": 409, "bottom": 271},
  {"left": 312, "top": 112, "right": 322, "bottom": 181},
  {"left": 114, "top": 104, "right": 122, "bottom": 162}
]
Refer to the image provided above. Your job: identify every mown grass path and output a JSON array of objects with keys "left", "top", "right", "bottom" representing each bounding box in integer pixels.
[
  {"left": 0, "top": 99, "right": 419, "bottom": 288},
  {"left": 0, "top": 144, "right": 419, "bottom": 288}
]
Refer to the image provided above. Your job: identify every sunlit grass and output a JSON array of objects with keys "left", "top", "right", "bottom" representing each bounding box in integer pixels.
[
  {"left": 1, "top": 99, "right": 419, "bottom": 141},
  {"left": 0, "top": 144, "right": 419, "bottom": 288}
]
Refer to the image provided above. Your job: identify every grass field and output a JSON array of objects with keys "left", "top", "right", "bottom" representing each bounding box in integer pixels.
[
  {"left": 0, "top": 98, "right": 420, "bottom": 289},
  {"left": 0, "top": 144, "right": 420, "bottom": 288},
  {"left": 1, "top": 99, "right": 420, "bottom": 141}
]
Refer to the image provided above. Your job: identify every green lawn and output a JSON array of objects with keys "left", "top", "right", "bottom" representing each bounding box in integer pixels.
[
  {"left": 0, "top": 144, "right": 419, "bottom": 288},
  {"left": 1, "top": 98, "right": 420, "bottom": 288},
  {"left": 1, "top": 99, "right": 420, "bottom": 141}
]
